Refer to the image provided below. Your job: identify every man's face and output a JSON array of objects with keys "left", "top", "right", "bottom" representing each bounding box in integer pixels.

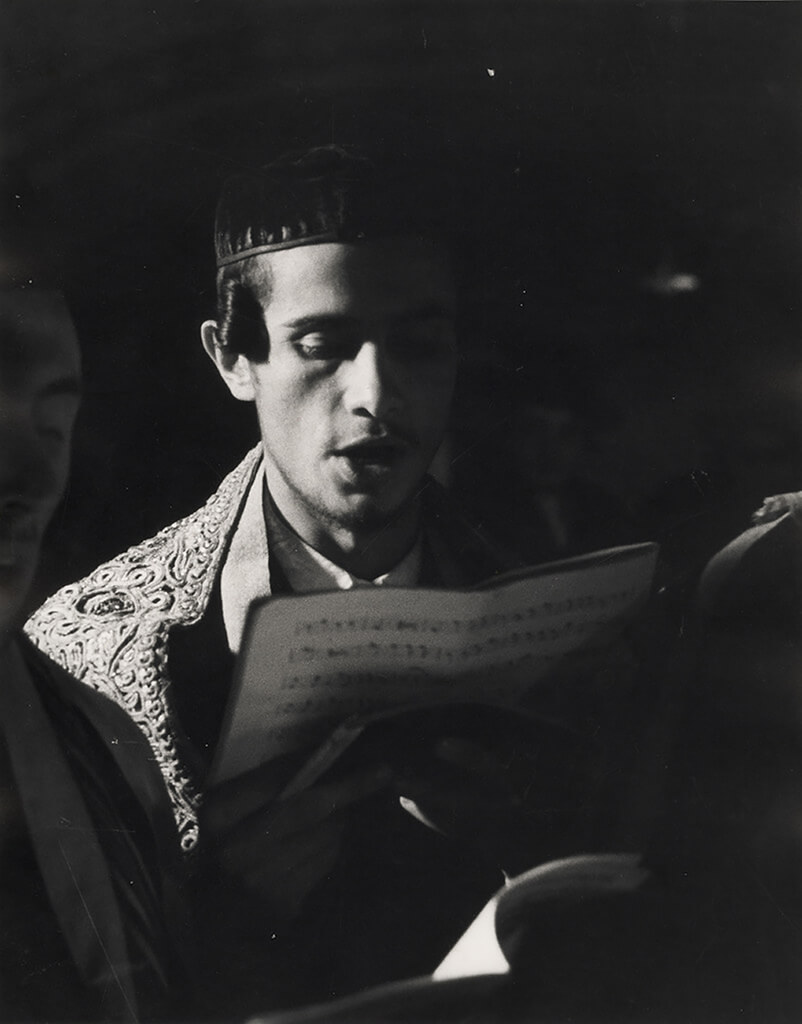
[
  {"left": 0, "top": 295, "right": 81, "bottom": 636},
  {"left": 243, "top": 238, "right": 457, "bottom": 538}
]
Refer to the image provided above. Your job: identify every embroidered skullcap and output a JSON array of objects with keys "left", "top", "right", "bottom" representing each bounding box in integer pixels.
[{"left": 214, "top": 145, "right": 455, "bottom": 269}]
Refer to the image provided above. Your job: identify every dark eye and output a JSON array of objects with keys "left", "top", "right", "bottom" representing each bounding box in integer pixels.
[
  {"left": 38, "top": 425, "right": 67, "bottom": 442},
  {"left": 295, "top": 334, "right": 359, "bottom": 361},
  {"left": 35, "top": 394, "right": 78, "bottom": 446},
  {"left": 392, "top": 321, "right": 456, "bottom": 362}
]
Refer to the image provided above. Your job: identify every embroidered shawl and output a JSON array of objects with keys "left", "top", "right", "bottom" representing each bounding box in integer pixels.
[{"left": 25, "top": 447, "right": 264, "bottom": 851}]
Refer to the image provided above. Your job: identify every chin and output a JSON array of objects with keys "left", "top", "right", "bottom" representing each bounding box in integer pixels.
[
  {"left": 0, "top": 561, "right": 37, "bottom": 633},
  {"left": 335, "top": 499, "right": 401, "bottom": 532},
  {"left": 0, "top": 590, "right": 26, "bottom": 636},
  {"left": 334, "top": 487, "right": 418, "bottom": 532}
]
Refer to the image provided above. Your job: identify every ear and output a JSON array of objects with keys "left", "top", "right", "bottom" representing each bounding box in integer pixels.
[{"left": 200, "top": 320, "right": 256, "bottom": 402}]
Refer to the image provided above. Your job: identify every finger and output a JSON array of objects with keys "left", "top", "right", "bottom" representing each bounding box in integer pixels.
[
  {"left": 227, "top": 813, "right": 344, "bottom": 883},
  {"left": 223, "top": 762, "right": 392, "bottom": 848},
  {"left": 398, "top": 795, "right": 446, "bottom": 835},
  {"left": 434, "top": 736, "right": 513, "bottom": 784},
  {"left": 419, "top": 743, "right": 521, "bottom": 804},
  {"left": 391, "top": 770, "right": 474, "bottom": 829},
  {"left": 202, "top": 758, "right": 291, "bottom": 835},
  {"left": 393, "top": 762, "right": 526, "bottom": 834},
  {"left": 395, "top": 777, "right": 540, "bottom": 873},
  {"left": 277, "top": 763, "right": 391, "bottom": 832},
  {"left": 266, "top": 826, "right": 344, "bottom": 919},
  {"left": 225, "top": 820, "right": 345, "bottom": 921}
]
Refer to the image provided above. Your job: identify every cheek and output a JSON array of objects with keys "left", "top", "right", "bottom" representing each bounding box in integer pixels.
[
  {"left": 410, "top": 366, "right": 455, "bottom": 420},
  {"left": 0, "top": 423, "right": 69, "bottom": 510},
  {"left": 42, "top": 420, "right": 78, "bottom": 497},
  {"left": 255, "top": 371, "right": 339, "bottom": 443},
  {"left": 50, "top": 450, "right": 72, "bottom": 503}
]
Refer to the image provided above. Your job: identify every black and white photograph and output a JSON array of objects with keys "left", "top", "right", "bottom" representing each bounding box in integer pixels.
[{"left": 1, "top": 2, "right": 801, "bottom": 1021}]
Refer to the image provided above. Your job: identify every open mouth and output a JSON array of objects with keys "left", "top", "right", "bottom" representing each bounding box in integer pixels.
[
  {"left": 337, "top": 432, "right": 411, "bottom": 460},
  {"left": 339, "top": 441, "right": 403, "bottom": 465},
  {"left": 0, "top": 516, "right": 40, "bottom": 569},
  {"left": 0, "top": 537, "right": 38, "bottom": 570},
  {"left": 333, "top": 438, "right": 411, "bottom": 483}
]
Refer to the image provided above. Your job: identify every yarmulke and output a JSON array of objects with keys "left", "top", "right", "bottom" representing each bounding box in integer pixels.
[{"left": 214, "top": 145, "right": 455, "bottom": 269}]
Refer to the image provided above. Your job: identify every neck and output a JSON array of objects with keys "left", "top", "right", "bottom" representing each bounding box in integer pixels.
[{"left": 264, "top": 475, "right": 422, "bottom": 581}]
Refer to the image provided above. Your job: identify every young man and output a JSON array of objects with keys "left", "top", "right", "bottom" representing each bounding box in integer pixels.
[
  {"left": 24, "top": 149, "right": 589, "bottom": 1013},
  {"left": 1, "top": 289, "right": 181, "bottom": 1020}
]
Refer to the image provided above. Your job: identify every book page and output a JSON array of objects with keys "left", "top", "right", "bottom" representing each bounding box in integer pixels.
[
  {"left": 212, "top": 542, "right": 658, "bottom": 782},
  {"left": 433, "top": 853, "right": 648, "bottom": 982}
]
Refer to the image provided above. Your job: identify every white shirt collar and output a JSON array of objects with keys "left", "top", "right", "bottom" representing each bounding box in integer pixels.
[{"left": 220, "top": 467, "right": 422, "bottom": 653}]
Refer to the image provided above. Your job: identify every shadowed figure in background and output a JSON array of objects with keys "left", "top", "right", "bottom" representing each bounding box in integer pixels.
[{"left": 0, "top": 289, "right": 183, "bottom": 1021}]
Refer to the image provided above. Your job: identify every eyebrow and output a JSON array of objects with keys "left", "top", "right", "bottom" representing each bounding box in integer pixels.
[
  {"left": 392, "top": 303, "right": 456, "bottom": 325},
  {"left": 282, "top": 314, "right": 360, "bottom": 336},
  {"left": 282, "top": 305, "right": 455, "bottom": 336},
  {"left": 41, "top": 376, "right": 83, "bottom": 399}
]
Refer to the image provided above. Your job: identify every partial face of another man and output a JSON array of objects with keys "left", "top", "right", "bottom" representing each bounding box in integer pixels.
[
  {"left": 0, "top": 294, "right": 81, "bottom": 636},
  {"left": 212, "top": 237, "right": 457, "bottom": 555}
]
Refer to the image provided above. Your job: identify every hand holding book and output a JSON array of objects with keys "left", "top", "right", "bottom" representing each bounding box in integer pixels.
[
  {"left": 200, "top": 701, "right": 591, "bottom": 928},
  {"left": 392, "top": 734, "right": 551, "bottom": 876},
  {"left": 211, "top": 542, "right": 659, "bottom": 784},
  {"left": 374, "top": 706, "right": 593, "bottom": 875},
  {"left": 199, "top": 757, "right": 392, "bottom": 922}
]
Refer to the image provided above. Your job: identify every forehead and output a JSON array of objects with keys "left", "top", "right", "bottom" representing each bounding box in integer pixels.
[
  {"left": 0, "top": 315, "right": 80, "bottom": 395},
  {"left": 250, "top": 238, "right": 456, "bottom": 318},
  {"left": 0, "top": 300, "right": 81, "bottom": 393}
]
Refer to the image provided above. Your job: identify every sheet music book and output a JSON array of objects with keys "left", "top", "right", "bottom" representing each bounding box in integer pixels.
[
  {"left": 433, "top": 852, "right": 649, "bottom": 981},
  {"left": 251, "top": 853, "right": 649, "bottom": 1024},
  {"left": 211, "top": 541, "right": 659, "bottom": 784}
]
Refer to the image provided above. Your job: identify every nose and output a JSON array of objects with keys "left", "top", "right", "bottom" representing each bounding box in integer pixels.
[
  {"left": 0, "top": 425, "right": 59, "bottom": 509},
  {"left": 342, "top": 340, "right": 402, "bottom": 420}
]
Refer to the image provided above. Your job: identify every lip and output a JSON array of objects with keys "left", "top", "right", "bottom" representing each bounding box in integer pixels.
[
  {"left": 0, "top": 536, "right": 39, "bottom": 570},
  {"left": 0, "top": 511, "right": 41, "bottom": 568},
  {"left": 336, "top": 439, "right": 407, "bottom": 461},
  {"left": 330, "top": 436, "right": 413, "bottom": 488},
  {"left": 335, "top": 427, "right": 418, "bottom": 463},
  {"left": 335, "top": 427, "right": 417, "bottom": 456}
]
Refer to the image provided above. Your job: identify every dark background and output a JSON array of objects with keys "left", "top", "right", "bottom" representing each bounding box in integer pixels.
[{"left": 2, "top": 0, "right": 800, "bottom": 601}]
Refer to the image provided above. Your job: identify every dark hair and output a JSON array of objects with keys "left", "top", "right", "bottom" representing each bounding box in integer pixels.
[
  {"left": 214, "top": 273, "right": 271, "bottom": 361},
  {"left": 212, "top": 145, "right": 460, "bottom": 359}
]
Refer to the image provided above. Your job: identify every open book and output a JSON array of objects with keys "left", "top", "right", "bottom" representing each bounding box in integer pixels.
[
  {"left": 433, "top": 852, "right": 649, "bottom": 980},
  {"left": 249, "top": 853, "right": 650, "bottom": 1024},
  {"left": 212, "top": 541, "right": 658, "bottom": 784}
]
